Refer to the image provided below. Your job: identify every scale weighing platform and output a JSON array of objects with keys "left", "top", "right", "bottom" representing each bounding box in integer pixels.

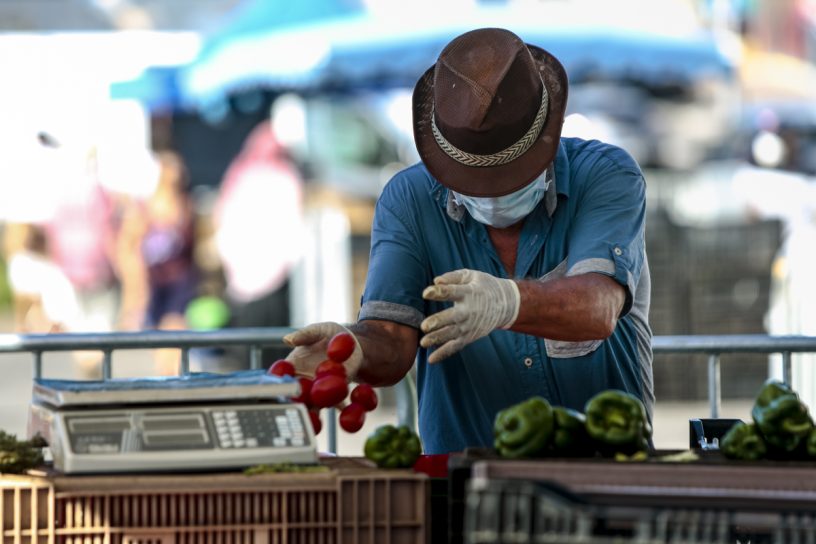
[{"left": 28, "top": 370, "right": 318, "bottom": 474}]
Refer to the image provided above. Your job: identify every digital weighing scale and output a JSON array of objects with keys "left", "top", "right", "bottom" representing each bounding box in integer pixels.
[{"left": 28, "top": 370, "right": 318, "bottom": 474}]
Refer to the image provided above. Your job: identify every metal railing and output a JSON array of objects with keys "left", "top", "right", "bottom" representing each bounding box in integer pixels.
[
  {"left": 2, "top": 329, "right": 816, "bottom": 447},
  {"left": 0, "top": 327, "right": 421, "bottom": 454},
  {"left": 652, "top": 334, "right": 816, "bottom": 417},
  {"left": 0, "top": 327, "right": 295, "bottom": 378}
]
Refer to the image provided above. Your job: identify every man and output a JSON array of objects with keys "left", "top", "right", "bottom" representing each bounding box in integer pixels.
[{"left": 285, "top": 28, "right": 653, "bottom": 454}]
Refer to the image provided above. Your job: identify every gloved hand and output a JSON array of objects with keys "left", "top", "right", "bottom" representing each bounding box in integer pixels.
[
  {"left": 420, "top": 269, "right": 520, "bottom": 363},
  {"left": 283, "top": 322, "right": 363, "bottom": 379}
]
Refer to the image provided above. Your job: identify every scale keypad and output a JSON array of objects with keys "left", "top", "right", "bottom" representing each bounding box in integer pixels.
[{"left": 211, "top": 408, "right": 307, "bottom": 448}]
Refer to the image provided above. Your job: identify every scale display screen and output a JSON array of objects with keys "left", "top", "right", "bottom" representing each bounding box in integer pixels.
[
  {"left": 35, "top": 403, "right": 317, "bottom": 473},
  {"left": 67, "top": 412, "right": 212, "bottom": 453}
]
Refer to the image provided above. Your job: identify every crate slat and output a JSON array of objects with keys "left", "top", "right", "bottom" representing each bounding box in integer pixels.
[{"left": 0, "top": 465, "right": 427, "bottom": 544}]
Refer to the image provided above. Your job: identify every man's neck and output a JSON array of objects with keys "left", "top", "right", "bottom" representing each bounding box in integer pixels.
[{"left": 486, "top": 221, "right": 525, "bottom": 276}]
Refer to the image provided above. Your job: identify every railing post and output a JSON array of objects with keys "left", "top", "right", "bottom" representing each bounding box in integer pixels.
[
  {"left": 782, "top": 351, "right": 793, "bottom": 386},
  {"left": 327, "top": 408, "right": 337, "bottom": 454},
  {"left": 250, "top": 346, "right": 262, "bottom": 370},
  {"left": 180, "top": 348, "right": 190, "bottom": 376},
  {"left": 32, "top": 352, "right": 42, "bottom": 380},
  {"left": 102, "top": 350, "right": 113, "bottom": 380},
  {"left": 395, "top": 374, "right": 418, "bottom": 434},
  {"left": 708, "top": 353, "right": 721, "bottom": 419}
]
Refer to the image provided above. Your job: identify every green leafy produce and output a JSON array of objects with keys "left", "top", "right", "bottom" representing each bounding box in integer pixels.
[
  {"left": 0, "top": 431, "right": 45, "bottom": 474},
  {"left": 585, "top": 390, "right": 651, "bottom": 456},
  {"left": 244, "top": 463, "right": 329, "bottom": 475},
  {"left": 363, "top": 424, "right": 422, "bottom": 468},
  {"left": 654, "top": 450, "right": 700, "bottom": 463},
  {"left": 720, "top": 422, "right": 767, "bottom": 461},
  {"left": 614, "top": 450, "right": 649, "bottom": 462},
  {"left": 493, "top": 396, "right": 554, "bottom": 459}
]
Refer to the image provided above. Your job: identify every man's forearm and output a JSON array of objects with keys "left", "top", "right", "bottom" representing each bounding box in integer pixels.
[
  {"left": 510, "top": 273, "right": 625, "bottom": 341},
  {"left": 350, "top": 320, "right": 419, "bottom": 387}
]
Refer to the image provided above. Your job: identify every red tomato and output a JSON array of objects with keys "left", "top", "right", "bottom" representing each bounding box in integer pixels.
[
  {"left": 327, "top": 332, "right": 355, "bottom": 363},
  {"left": 268, "top": 359, "right": 295, "bottom": 377},
  {"left": 412, "top": 454, "right": 449, "bottom": 478},
  {"left": 350, "top": 384, "right": 378, "bottom": 411},
  {"left": 315, "top": 359, "right": 347, "bottom": 379},
  {"left": 292, "top": 377, "right": 313, "bottom": 406},
  {"left": 309, "top": 375, "right": 349, "bottom": 408},
  {"left": 308, "top": 410, "right": 322, "bottom": 435},
  {"left": 339, "top": 402, "right": 366, "bottom": 433}
]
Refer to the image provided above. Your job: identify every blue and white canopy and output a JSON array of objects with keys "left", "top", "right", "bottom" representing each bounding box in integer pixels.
[{"left": 113, "top": 1, "right": 736, "bottom": 112}]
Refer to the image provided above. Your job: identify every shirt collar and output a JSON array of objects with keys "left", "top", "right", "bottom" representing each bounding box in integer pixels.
[{"left": 552, "top": 139, "right": 570, "bottom": 200}]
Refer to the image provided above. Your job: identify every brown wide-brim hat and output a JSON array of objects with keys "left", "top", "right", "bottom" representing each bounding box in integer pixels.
[{"left": 413, "top": 28, "right": 569, "bottom": 197}]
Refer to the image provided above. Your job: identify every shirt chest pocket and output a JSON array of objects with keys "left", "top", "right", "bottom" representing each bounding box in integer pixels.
[{"left": 539, "top": 259, "right": 603, "bottom": 359}]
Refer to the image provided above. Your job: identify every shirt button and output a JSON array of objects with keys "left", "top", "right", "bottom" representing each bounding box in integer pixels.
[
  {"left": 523, "top": 357, "right": 533, "bottom": 368},
  {"left": 613, "top": 247, "right": 623, "bottom": 256}
]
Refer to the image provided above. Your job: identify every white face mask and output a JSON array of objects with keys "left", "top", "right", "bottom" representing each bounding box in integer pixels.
[{"left": 454, "top": 173, "right": 550, "bottom": 228}]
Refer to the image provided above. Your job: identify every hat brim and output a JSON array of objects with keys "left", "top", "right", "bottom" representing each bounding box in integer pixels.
[{"left": 412, "top": 43, "right": 568, "bottom": 198}]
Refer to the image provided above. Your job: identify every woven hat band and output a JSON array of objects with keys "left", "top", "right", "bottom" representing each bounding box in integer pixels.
[{"left": 430, "top": 84, "right": 549, "bottom": 168}]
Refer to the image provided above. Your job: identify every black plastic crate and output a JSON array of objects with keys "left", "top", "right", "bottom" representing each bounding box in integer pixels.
[
  {"left": 448, "top": 449, "right": 497, "bottom": 544},
  {"left": 463, "top": 476, "right": 816, "bottom": 543},
  {"left": 451, "top": 448, "right": 816, "bottom": 543}
]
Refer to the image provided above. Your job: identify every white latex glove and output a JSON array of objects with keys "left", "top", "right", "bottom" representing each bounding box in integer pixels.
[
  {"left": 283, "top": 322, "right": 363, "bottom": 379},
  {"left": 420, "top": 269, "right": 520, "bottom": 363}
]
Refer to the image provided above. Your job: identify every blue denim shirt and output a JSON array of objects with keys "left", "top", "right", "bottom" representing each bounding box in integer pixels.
[{"left": 359, "top": 138, "right": 653, "bottom": 454}]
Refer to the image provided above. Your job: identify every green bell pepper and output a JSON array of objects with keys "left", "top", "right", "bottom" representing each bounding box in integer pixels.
[
  {"left": 493, "top": 396, "right": 554, "bottom": 459},
  {"left": 719, "top": 421, "right": 767, "bottom": 461},
  {"left": 755, "top": 379, "right": 794, "bottom": 407},
  {"left": 551, "top": 406, "right": 591, "bottom": 456},
  {"left": 585, "top": 390, "right": 651, "bottom": 456},
  {"left": 807, "top": 427, "right": 816, "bottom": 459},
  {"left": 751, "top": 379, "right": 813, "bottom": 454},
  {"left": 363, "top": 424, "right": 422, "bottom": 469}
]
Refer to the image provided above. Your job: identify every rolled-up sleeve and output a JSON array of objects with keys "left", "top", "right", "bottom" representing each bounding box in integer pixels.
[
  {"left": 358, "top": 181, "right": 430, "bottom": 329},
  {"left": 566, "top": 154, "right": 647, "bottom": 316}
]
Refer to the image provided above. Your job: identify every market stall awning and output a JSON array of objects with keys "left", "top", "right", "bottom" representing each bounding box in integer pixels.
[
  {"left": 178, "top": 3, "right": 735, "bottom": 108},
  {"left": 109, "top": 0, "right": 365, "bottom": 111},
  {"left": 109, "top": 65, "right": 186, "bottom": 112}
]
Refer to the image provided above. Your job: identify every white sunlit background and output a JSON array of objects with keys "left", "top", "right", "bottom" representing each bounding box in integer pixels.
[{"left": 0, "top": 0, "right": 814, "bottom": 455}]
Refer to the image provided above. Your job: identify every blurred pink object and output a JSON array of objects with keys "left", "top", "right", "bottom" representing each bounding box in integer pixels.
[{"left": 214, "top": 121, "right": 305, "bottom": 304}]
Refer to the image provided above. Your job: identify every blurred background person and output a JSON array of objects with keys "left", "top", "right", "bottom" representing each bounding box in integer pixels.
[
  {"left": 40, "top": 136, "right": 121, "bottom": 335},
  {"left": 116, "top": 150, "right": 200, "bottom": 374},
  {"left": 212, "top": 120, "right": 305, "bottom": 368},
  {"left": 3, "top": 222, "right": 80, "bottom": 334},
  {"left": 10, "top": 132, "right": 125, "bottom": 377}
]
